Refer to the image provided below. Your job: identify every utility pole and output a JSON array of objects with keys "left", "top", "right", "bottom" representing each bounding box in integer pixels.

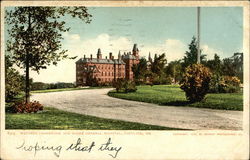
[{"left": 197, "top": 7, "right": 201, "bottom": 64}]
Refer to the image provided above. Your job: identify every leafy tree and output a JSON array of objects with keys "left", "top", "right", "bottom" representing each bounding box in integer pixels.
[
  {"left": 165, "top": 60, "right": 182, "bottom": 83},
  {"left": 231, "top": 52, "right": 243, "bottom": 82},
  {"left": 150, "top": 53, "right": 167, "bottom": 75},
  {"left": 183, "top": 36, "right": 206, "bottom": 68},
  {"left": 5, "top": 7, "right": 92, "bottom": 103},
  {"left": 204, "top": 54, "right": 222, "bottom": 75},
  {"left": 132, "top": 57, "right": 149, "bottom": 84},
  {"left": 221, "top": 52, "right": 243, "bottom": 81},
  {"left": 148, "top": 53, "right": 168, "bottom": 85},
  {"left": 5, "top": 55, "right": 24, "bottom": 102}
]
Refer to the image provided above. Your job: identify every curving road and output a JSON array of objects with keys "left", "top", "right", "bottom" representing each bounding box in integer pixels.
[{"left": 31, "top": 88, "right": 243, "bottom": 130}]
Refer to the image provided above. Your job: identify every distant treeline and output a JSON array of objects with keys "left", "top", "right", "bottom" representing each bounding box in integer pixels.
[{"left": 31, "top": 82, "right": 75, "bottom": 91}]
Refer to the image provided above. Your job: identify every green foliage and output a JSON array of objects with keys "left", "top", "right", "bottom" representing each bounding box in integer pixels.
[
  {"left": 124, "top": 81, "right": 137, "bottom": 93},
  {"left": 5, "top": 68, "right": 24, "bottom": 102},
  {"left": 209, "top": 75, "right": 241, "bottom": 93},
  {"left": 132, "top": 58, "right": 148, "bottom": 84},
  {"left": 180, "top": 64, "right": 212, "bottom": 102},
  {"left": 182, "top": 37, "right": 206, "bottom": 68},
  {"left": 150, "top": 53, "right": 167, "bottom": 76},
  {"left": 5, "top": 55, "right": 25, "bottom": 102},
  {"left": 6, "top": 107, "right": 182, "bottom": 130},
  {"left": 31, "top": 82, "right": 76, "bottom": 90},
  {"left": 204, "top": 54, "right": 222, "bottom": 76},
  {"left": 221, "top": 53, "right": 243, "bottom": 82},
  {"left": 165, "top": 60, "right": 183, "bottom": 83},
  {"left": 11, "top": 101, "right": 43, "bottom": 113},
  {"left": 112, "top": 78, "right": 137, "bottom": 93},
  {"left": 108, "top": 85, "right": 243, "bottom": 111},
  {"left": 5, "top": 7, "right": 92, "bottom": 71},
  {"left": 86, "top": 75, "right": 100, "bottom": 87},
  {"left": 5, "top": 7, "right": 92, "bottom": 102}
]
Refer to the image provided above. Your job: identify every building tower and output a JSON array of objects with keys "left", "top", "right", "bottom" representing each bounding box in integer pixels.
[
  {"left": 132, "top": 44, "right": 139, "bottom": 61},
  {"left": 97, "top": 48, "right": 102, "bottom": 59},
  {"left": 148, "top": 52, "right": 152, "bottom": 62}
]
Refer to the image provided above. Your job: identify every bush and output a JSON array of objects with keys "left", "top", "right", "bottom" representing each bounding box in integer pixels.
[
  {"left": 180, "top": 64, "right": 212, "bottom": 102},
  {"left": 11, "top": 101, "right": 44, "bottom": 113},
  {"left": 208, "top": 74, "right": 222, "bottom": 93},
  {"left": 124, "top": 81, "right": 137, "bottom": 93},
  {"left": 112, "top": 78, "right": 137, "bottom": 93},
  {"left": 5, "top": 68, "right": 24, "bottom": 102},
  {"left": 209, "top": 76, "right": 241, "bottom": 93},
  {"left": 152, "top": 76, "right": 161, "bottom": 85},
  {"left": 86, "top": 76, "right": 100, "bottom": 87}
]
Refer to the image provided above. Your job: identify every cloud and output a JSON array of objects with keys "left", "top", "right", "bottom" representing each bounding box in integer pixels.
[
  {"left": 140, "top": 39, "right": 187, "bottom": 62},
  {"left": 29, "top": 33, "right": 133, "bottom": 83},
  {"left": 26, "top": 33, "right": 223, "bottom": 83},
  {"left": 201, "top": 44, "right": 223, "bottom": 59}
]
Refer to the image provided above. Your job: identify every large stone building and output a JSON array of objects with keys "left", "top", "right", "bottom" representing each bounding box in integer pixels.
[{"left": 75, "top": 44, "right": 140, "bottom": 86}]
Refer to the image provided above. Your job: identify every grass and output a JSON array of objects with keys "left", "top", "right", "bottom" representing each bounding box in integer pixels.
[
  {"left": 108, "top": 85, "right": 243, "bottom": 111},
  {"left": 31, "top": 86, "right": 111, "bottom": 94},
  {"left": 5, "top": 107, "right": 185, "bottom": 130}
]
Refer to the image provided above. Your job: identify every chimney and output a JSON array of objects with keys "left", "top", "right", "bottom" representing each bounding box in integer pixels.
[
  {"left": 97, "top": 48, "right": 102, "bottom": 59},
  {"left": 84, "top": 55, "right": 86, "bottom": 59},
  {"left": 118, "top": 51, "right": 121, "bottom": 60},
  {"left": 90, "top": 54, "right": 92, "bottom": 60},
  {"left": 109, "top": 52, "right": 113, "bottom": 59},
  {"left": 105, "top": 56, "right": 107, "bottom": 59},
  {"left": 133, "top": 44, "right": 138, "bottom": 52}
]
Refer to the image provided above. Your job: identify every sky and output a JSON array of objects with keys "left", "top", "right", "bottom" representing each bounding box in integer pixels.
[{"left": 5, "top": 7, "right": 243, "bottom": 83}]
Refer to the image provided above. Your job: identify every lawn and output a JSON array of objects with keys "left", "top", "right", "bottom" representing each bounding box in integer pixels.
[
  {"left": 31, "top": 86, "right": 111, "bottom": 93},
  {"left": 5, "top": 107, "right": 185, "bottom": 130},
  {"left": 108, "top": 85, "right": 243, "bottom": 111}
]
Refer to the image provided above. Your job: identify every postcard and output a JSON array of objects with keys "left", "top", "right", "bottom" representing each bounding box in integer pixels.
[{"left": 1, "top": 1, "right": 249, "bottom": 160}]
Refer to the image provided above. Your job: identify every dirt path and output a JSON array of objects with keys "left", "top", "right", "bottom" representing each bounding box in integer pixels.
[{"left": 31, "top": 88, "right": 243, "bottom": 130}]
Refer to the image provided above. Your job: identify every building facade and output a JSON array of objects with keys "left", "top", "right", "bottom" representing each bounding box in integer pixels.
[{"left": 76, "top": 44, "right": 140, "bottom": 86}]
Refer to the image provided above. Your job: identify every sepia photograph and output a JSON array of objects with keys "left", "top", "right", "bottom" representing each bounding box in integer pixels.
[{"left": 1, "top": 1, "right": 249, "bottom": 160}]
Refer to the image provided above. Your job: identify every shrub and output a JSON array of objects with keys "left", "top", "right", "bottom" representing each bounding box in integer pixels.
[
  {"left": 209, "top": 75, "right": 241, "bottom": 93},
  {"left": 112, "top": 78, "right": 137, "bottom": 93},
  {"left": 221, "top": 76, "right": 241, "bottom": 93},
  {"left": 11, "top": 101, "right": 44, "bottom": 113},
  {"left": 5, "top": 68, "right": 24, "bottom": 102},
  {"left": 208, "top": 74, "right": 222, "bottom": 93},
  {"left": 124, "top": 81, "right": 137, "bottom": 93},
  {"left": 86, "top": 76, "right": 100, "bottom": 87},
  {"left": 180, "top": 64, "right": 212, "bottom": 102},
  {"left": 152, "top": 76, "right": 161, "bottom": 85}
]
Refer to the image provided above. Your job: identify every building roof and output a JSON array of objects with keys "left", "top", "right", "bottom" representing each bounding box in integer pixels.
[
  {"left": 123, "top": 54, "right": 136, "bottom": 60},
  {"left": 76, "top": 58, "right": 125, "bottom": 64}
]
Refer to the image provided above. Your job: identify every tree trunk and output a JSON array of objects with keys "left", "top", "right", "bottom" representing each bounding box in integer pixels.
[
  {"left": 25, "top": 9, "right": 31, "bottom": 103},
  {"left": 25, "top": 53, "right": 30, "bottom": 103}
]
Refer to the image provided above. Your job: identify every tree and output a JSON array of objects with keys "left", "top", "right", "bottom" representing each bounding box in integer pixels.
[
  {"left": 165, "top": 60, "right": 182, "bottom": 84},
  {"left": 149, "top": 53, "right": 168, "bottom": 84},
  {"left": 5, "top": 55, "right": 24, "bottom": 102},
  {"left": 132, "top": 58, "right": 148, "bottom": 84},
  {"left": 5, "top": 7, "right": 92, "bottom": 103},
  {"left": 183, "top": 37, "right": 206, "bottom": 68},
  {"left": 221, "top": 52, "right": 243, "bottom": 82},
  {"left": 150, "top": 53, "right": 167, "bottom": 76},
  {"left": 204, "top": 54, "right": 222, "bottom": 75}
]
